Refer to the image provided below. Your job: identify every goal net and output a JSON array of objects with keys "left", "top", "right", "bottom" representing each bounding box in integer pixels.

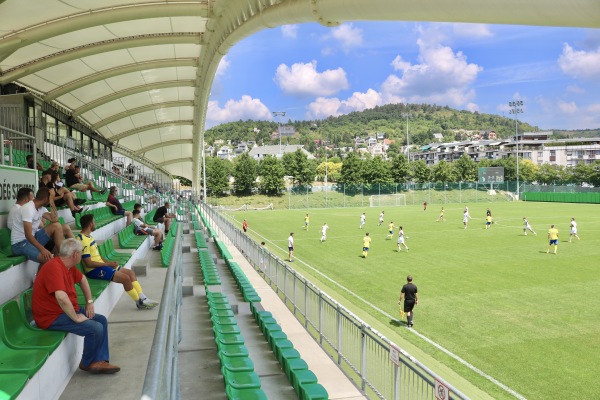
[{"left": 369, "top": 194, "right": 406, "bottom": 207}]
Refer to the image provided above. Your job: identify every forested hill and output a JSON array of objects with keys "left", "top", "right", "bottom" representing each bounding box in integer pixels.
[{"left": 204, "top": 103, "right": 594, "bottom": 150}]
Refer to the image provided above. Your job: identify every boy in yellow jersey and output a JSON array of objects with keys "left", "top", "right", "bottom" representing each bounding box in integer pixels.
[
  {"left": 386, "top": 221, "right": 396, "bottom": 239},
  {"left": 436, "top": 207, "right": 446, "bottom": 222},
  {"left": 78, "top": 214, "right": 159, "bottom": 309},
  {"left": 304, "top": 213, "right": 309, "bottom": 230},
  {"left": 362, "top": 233, "right": 372, "bottom": 258},
  {"left": 485, "top": 215, "right": 492, "bottom": 229},
  {"left": 547, "top": 224, "right": 559, "bottom": 254}
]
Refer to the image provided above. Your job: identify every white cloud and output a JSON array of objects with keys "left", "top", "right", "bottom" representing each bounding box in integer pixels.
[
  {"left": 205, "top": 95, "right": 271, "bottom": 128},
  {"left": 330, "top": 23, "right": 363, "bottom": 53},
  {"left": 566, "top": 85, "right": 585, "bottom": 94},
  {"left": 558, "top": 43, "right": 600, "bottom": 80},
  {"left": 274, "top": 61, "right": 349, "bottom": 97},
  {"left": 216, "top": 56, "right": 230, "bottom": 77},
  {"left": 452, "top": 23, "right": 493, "bottom": 38},
  {"left": 281, "top": 25, "right": 298, "bottom": 39},
  {"left": 557, "top": 100, "right": 578, "bottom": 115},
  {"left": 381, "top": 38, "right": 482, "bottom": 107},
  {"left": 306, "top": 89, "right": 383, "bottom": 119},
  {"left": 465, "top": 103, "right": 480, "bottom": 112}
]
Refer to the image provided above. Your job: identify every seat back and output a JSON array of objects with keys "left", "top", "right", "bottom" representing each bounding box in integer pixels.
[
  {"left": 1, "top": 300, "right": 22, "bottom": 334},
  {"left": 19, "top": 289, "right": 35, "bottom": 327},
  {"left": 0, "top": 228, "right": 13, "bottom": 256}
]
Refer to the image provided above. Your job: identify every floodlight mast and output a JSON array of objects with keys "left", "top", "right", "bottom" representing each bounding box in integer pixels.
[
  {"left": 509, "top": 100, "right": 524, "bottom": 200},
  {"left": 401, "top": 112, "right": 413, "bottom": 162},
  {"left": 272, "top": 111, "right": 286, "bottom": 157}
]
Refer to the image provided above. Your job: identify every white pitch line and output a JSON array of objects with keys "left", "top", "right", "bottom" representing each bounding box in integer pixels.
[{"left": 239, "top": 227, "right": 527, "bottom": 400}]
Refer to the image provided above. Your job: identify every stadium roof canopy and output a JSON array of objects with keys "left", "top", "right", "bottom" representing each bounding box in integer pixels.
[{"left": 1, "top": 0, "right": 598, "bottom": 187}]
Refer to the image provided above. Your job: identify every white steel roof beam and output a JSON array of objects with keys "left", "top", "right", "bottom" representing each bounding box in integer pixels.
[
  {"left": 92, "top": 100, "right": 195, "bottom": 130},
  {"left": 72, "top": 80, "right": 196, "bottom": 117},
  {"left": 0, "top": 2, "right": 210, "bottom": 62},
  {"left": 109, "top": 120, "right": 194, "bottom": 142},
  {"left": 44, "top": 58, "right": 197, "bottom": 101},
  {"left": 158, "top": 157, "right": 193, "bottom": 167},
  {"left": 0, "top": 33, "right": 203, "bottom": 84},
  {"left": 133, "top": 139, "right": 193, "bottom": 155}
]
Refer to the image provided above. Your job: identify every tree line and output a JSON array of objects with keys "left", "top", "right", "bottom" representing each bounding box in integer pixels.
[{"left": 202, "top": 150, "right": 600, "bottom": 196}]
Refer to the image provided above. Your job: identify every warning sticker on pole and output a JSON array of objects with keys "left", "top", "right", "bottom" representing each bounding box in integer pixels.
[
  {"left": 435, "top": 379, "right": 450, "bottom": 400},
  {"left": 389, "top": 345, "right": 400, "bottom": 366}
]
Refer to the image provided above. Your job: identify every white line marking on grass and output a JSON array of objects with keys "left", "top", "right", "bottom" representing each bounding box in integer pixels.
[{"left": 238, "top": 226, "right": 527, "bottom": 399}]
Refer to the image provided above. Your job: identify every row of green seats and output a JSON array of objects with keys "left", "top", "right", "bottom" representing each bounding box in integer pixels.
[
  {"left": 75, "top": 206, "right": 121, "bottom": 229},
  {"left": 249, "top": 303, "right": 329, "bottom": 400},
  {"left": 225, "top": 261, "right": 260, "bottom": 303},
  {"left": 117, "top": 225, "right": 147, "bottom": 250},
  {"left": 198, "top": 249, "right": 221, "bottom": 286},
  {"left": 98, "top": 239, "right": 131, "bottom": 265},
  {"left": 215, "top": 239, "right": 233, "bottom": 261},
  {"left": 0, "top": 228, "right": 27, "bottom": 272},
  {"left": 206, "top": 291, "right": 267, "bottom": 400},
  {"left": 159, "top": 222, "right": 178, "bottom": 267}
]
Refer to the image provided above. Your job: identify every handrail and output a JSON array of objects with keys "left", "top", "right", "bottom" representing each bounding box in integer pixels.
[
  {"left": 201, "top": 203, "right": 470, "bottom": 400},
  {"left": 141, "top": 223, "right": 183, "bottom": 400}
]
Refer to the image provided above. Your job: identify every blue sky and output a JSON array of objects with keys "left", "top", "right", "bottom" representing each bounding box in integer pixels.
[{"left": 206, "top": 22, "right": 600, "bottom": 131}]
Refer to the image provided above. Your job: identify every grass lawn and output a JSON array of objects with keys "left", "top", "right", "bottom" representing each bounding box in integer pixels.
[{"left": 227, "top": 201, "right": 600, "bottom": 399}]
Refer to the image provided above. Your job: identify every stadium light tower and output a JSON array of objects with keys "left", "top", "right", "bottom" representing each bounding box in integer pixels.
[
  {"left": 272, "top": 111, "right": 286, "bottom": 157},
  {"left": 401, "top": 112, "right": 413, "bottom": 162},
  {"left": 509, "top": 100, "right": 524, "bottom": 199}
]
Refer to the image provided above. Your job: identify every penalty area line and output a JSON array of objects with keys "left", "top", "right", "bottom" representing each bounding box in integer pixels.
[{"left": 241, "top": 227, "right": 526, "bottom": 399}]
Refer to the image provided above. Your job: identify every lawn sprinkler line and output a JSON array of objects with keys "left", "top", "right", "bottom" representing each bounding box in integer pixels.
[{"left": 259, "top": 235, "right": 526, "bottom": 400}]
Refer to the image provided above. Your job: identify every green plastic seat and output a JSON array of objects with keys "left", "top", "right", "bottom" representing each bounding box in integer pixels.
[
  {"left": 211, "top": 316, "right": 238, "bottom": 326},
  {"left": 0, "top": 301, "right": 64, "bottom": 352},
  {"left": 210, "top": 309, "right": 235, "bottom": 318},
  {"left": 223, "top": 370, "right": 261, "bottom": 390},
  {"left": 284, "top": 358, "right": 309, "bottom": 382},
  {"left": 217, "top": 344, "right": 249, "bottom": 358},
  {"left": 216, "top": 333, "right": 245, "bottom": 346},
  {"left": 291, "top": 369, "right": 318, "bottom": 397},
  {"left": 0, "top": 339, "right": 49, "bottom": 377},
  {"left": 213, "top": 324, "right": 241, "bottom": 336},
  {"left": 299, "top": 382, "right": 328, "bottom": 400},
  {"left": 272, "top": 339, "right": 294, "bottom": 360},
  {"left": 0, "top": 373, "right": 29, "bottom": 400},
  {"left": 219, "top": 355, "right": 254, "bottom": 373},
  {"left": 225, "top": 387, "right": 268, "bottom": 400}
]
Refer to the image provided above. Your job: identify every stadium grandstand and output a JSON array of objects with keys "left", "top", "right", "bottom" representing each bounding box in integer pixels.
[{"left": 0, "top": 1, "right": 598, "bottom": 399}]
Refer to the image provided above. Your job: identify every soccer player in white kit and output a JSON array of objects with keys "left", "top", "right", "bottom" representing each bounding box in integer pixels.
[
  {"left": 569, "top": 218, "right": 580, "bottom": 242},
  {"left": 360, "top": 213, "right": 366, "bottom": 229},
  {"left": 378, "top": 211, "right": 385, "bottom": 226},
  {"left": 320, "top": 223, "right": 329, "bottom": 242},
  {"left": 397, "top": 227, "right": 409, "bottom": 252},
  {"left": 463, "top": 210, "right": 469, "bottom": 229},
  {"left": 523, "top": 217, "right": 536, "bottom": 235}
]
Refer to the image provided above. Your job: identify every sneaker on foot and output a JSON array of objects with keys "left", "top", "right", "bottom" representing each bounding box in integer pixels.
[
  {"left": 137, "top": 298, "right": 158, "bottom": 309},
  {"left": 100, "top": 188, "right": 107, "bottom": 194},
  {"left": 74, "top": 199, "right": 87, "bottom": 206}
]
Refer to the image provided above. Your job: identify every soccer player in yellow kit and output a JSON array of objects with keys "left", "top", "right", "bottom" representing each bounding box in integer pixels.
[
  {"left": 362, "top": 233, "right": 372, "bottom": 258},
  {"left": 485, "top": 215, "right": 492, "bottom": 229},
  {"left": 547, "top": 224, "right": 559, "bottom": 254},
  {"left": 304, "top": 213, "right": 310, "bottom": 230},
  {"left": 386, "top": 221, "right": 396, "bottom": 239}
]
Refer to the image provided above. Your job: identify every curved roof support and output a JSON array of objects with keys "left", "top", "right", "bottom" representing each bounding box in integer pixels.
[
  {"left": 44, "top": 58, "right": 197, "bottom": 101},
  {"left": 92, "top": 100, "right": 195, "bottom": 130},
  {"left": 72, "top": 80, "right": 196, "bottom": 117},
  {"left": 133, "top": 139, "right": 193, "bottom": 156},
  {"left": 0, "top": 2, "right": 209, "bottom": 62},
  {"left": 158, "top": 157, "right": 193, "bottom": 167},
  {"left": 109, "top": 120, "right": 194, "bottom": 142},
  {"left": 0, "top": 33, "right": 203, "bottom": 84}
]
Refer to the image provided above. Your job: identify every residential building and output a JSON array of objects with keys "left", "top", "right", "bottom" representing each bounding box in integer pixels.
[{"left": 248, "top": 144, "right": 315, "bottom": 160}]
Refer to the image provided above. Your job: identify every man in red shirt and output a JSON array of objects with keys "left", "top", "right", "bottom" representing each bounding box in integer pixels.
[
  {"left": 32, "top": 238, "right": 120, "bottom": 374},
  {"left": 243, "top": 219, "right": 248, "bottom": 233}
]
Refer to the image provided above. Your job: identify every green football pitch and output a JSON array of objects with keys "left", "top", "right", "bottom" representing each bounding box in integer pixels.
[{"left": 228, "top": 201, "right": 600, "bottom": 399}]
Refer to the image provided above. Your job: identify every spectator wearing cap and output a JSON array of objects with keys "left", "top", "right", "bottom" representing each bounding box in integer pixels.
[
  {"left": 64, "top": 157, "right": 76, "bottom": 173},
  {"left": 105, "top": 186, "right": 132, "bottom": 226},
  {"left": 65, "top": 165, "right": 106, "bottom": 194}
]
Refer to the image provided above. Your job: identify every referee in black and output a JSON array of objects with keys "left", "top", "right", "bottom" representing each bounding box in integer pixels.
[{"left": 399, "top": 275, "right": 418, "bottom": 327}]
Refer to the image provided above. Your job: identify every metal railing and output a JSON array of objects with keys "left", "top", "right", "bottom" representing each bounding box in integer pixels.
[
  {"left": 200, "top": 203, "right": 469, "bottom": 400},
  {"left": 141, "top": 223, "right": 183, "bottom": 400}
]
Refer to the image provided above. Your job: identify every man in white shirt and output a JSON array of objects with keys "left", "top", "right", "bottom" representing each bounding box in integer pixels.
[
  {"left": 569, "top": 217, "right": 580, "bottom": 242},
  {"left": 10, "top": 187, "right": 66, "bottom": 265},
  {"left": 131, "top": 209, "right": 162, "bottom": 250},
  {"left": 320, "top": 223, "right": 329, "bottom": 242},
  {"left": 7, "top": 187, "right": 35, "bottom": 231},
  {"left": 288, "top": 233, "right": 294, "bottom": 262}
]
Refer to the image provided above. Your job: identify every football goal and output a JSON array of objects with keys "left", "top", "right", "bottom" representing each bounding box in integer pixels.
[{"left": 369, "top": 194, "right": 407, "bottom": 207}]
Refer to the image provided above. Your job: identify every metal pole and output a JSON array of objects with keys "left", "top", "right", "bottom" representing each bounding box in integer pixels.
[
  {"left": 273, "top": 111, "right": 286, "bottom": 157},
  {"left": 509, "top": 100, "right": 524, "bottom": 199}
]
